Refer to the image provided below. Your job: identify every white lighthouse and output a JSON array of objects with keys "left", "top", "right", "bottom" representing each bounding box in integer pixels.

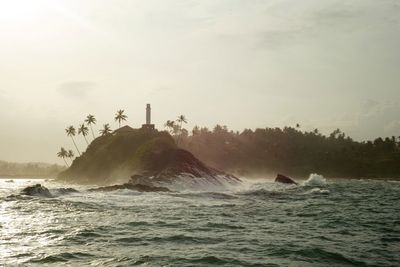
[
  {"left": 142, "top": 104, "right": 155, "bottom": 130},
  {"left": 146, "top": 104, "right": 151, "bottom": 124}
]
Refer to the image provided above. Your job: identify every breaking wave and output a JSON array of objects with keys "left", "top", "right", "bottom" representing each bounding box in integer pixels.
[
  {"left": 1, "top": 178, "right": 399, "bottom": 266},
  {"left": 303, "top": 173, "right": 327, "bottom": 187}
]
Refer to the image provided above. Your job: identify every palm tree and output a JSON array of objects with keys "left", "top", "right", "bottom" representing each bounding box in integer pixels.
[
  {"left": 85, "top": 114, "right": 97, "bottom": 140},
  {"left": 100, "top": 124, "right": 112, "bottom": 136},
  {"left": 164, "top": 120, "right": 175, "bottom": 134},
  {"left": 176, "top": 115, "right": 187, "bottom": 128},
  {"left": 115, "top": 110, "right": 128, "bottom": 128},
  {"left": 78, "top": 124, "right": 90, "bottom": 145},
  {"left": 176, "top": 115, "right": 188, "bottom": 145},
  {"left": 65, "top": 125, "right": 81, "bottom": 156},
  {"left": 57, "top": 147, "right": 69, "bottom": 167},
  {"left": 67, "top": 150, "right": 74, "bottom": 163}
]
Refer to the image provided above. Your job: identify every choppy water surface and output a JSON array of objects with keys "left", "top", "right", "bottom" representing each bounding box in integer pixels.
[{"left": 1, "top": 177, "right": 399, "bottom": 266}]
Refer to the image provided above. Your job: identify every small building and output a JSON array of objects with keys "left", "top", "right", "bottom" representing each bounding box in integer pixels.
[
  {"left": 142, "top": 104, "right": 155, "bottom": 130},
  {"left": 113, "top": 125, "right": 135, "bottom": 135}
]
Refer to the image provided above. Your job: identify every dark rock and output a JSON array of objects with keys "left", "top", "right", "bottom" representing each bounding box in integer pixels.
[
  {"left": 275, "top": 174, "right": 298, "bottom": 185},
  {"left": 54, "top": 188, "right": 79, "bottom": 194},
  {"left": 130, "top": 148, "right": 242, "bottom": 189},
  {"left": 88, "top": 183, "right": 171, "bottom": 193},
  {"left": 21, "top": 184, "right": 53, "bottom": 197}
]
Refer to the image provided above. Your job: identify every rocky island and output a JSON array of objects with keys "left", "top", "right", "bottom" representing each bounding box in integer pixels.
[{"left": 58, "top": 127, "right": 241, "bottom": 191}]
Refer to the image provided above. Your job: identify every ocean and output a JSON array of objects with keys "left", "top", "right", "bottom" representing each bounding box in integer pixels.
[{"left": 0, "top": 176, "right": 399, "bottom": 266}]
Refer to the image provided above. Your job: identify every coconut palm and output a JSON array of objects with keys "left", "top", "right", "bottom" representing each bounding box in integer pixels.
[
  {"left": 176, "top": 115, "right": 187, "bottom": 128},
  {"left": 164, "top": 120, "right": 175, "bottom": 134},
  {"left": 114, "top": 110, "right": 128, "bottom": 128},
  {"left": 57, "top": 147, "right": 69, "bottom": 167},
  {"left": 100, "top": 124, "right": 112, "bottom": 136},
  {"left": 67, "top": 150, "right": 75, "bottom": 163},
  {"left": 85, "top": 114, "right": 97, "bottom": 140},
  {"left": 176, "top": 115, "right": 188, "bottom": 145},
  {"left": 78, "top": 124, "right": 90, "bottom": 145},
  {"left": 65, "top": 125, "right": 81, "bottom": 156}
]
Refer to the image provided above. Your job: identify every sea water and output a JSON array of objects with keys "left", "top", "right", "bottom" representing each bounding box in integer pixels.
[{"left": 0, "top": 177, "right": 399, "bottom": 266}]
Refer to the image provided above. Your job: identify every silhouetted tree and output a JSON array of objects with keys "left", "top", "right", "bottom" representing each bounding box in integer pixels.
[
  {"left": 100, "top": 124, "right": 112, "bottom": 136},
  {"left": 65, "top": 126, "right": 81, "bottom": 156},
  {"left": 78, "top": 124, "right": 90, "bottom": 145},
  {"left": 67, "top": 150, "right": 74, "bottom": 163},
  {"left": 57, "top": 147, "right": 69, "bottom": 167},
  {"left": 176, "top": 115, "right": 188, "bottom": 145},
  {"left": 164, "top": 120, "right": 175, "bottom": 134},
  {"left": 85, "top": 114, "right": 97, "bottom": 140},
  {"left": 115, "top": 110, "right": 128, "bottom": 128}
]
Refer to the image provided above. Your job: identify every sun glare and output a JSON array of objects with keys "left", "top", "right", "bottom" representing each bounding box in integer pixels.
[{"left": 0, "top": 0, "right": 49, "bottom": 23}]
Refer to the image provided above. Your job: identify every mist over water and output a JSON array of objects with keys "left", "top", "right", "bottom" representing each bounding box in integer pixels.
[{"left": 1, "top": 177, "right": 399, "bottom": 266}]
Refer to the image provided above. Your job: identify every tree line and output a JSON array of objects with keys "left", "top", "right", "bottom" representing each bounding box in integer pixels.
[
  {"left": 0, "top": 161, "right": 64, "bottom": 178},
  {"left": 58, "top": 110, "right": 400, "bottom": 178},
  {"left": 173, "top": 124, "right": 400, "bottom": 178}
]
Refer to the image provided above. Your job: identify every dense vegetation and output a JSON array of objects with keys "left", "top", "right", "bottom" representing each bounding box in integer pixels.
[
  {"left": 58, "top": 129, "right": 176, "bottom": 184},
  {"left": 176, "top": 125, "right": 400, "bottom": 178},
  {"left": 0, "top": 161, "right": 65, "bottom": 178},
  {"left": 56, "top": 108, "right": 400, "bottom": 180}
]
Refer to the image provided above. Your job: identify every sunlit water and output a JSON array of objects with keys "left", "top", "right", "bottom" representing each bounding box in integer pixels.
[{"left": 1, "top": 177, "right": 399, "bottom": 266}]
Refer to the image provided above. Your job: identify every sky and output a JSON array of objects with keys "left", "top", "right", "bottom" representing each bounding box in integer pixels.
[{"left": 0, "top": 0, "right": 399, "bottom": 163}]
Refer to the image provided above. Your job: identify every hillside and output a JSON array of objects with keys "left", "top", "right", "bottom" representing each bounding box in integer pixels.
[{"left": 58, "top": 129, "right": 176, "bottom": 184}]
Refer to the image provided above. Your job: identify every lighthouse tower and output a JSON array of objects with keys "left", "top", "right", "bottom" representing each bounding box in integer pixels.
[
  {"left": 146, "top": 104, "right": 151, "bottom": 124},
  {"left": 142, "top": 104, "right": 155, "bottom": 130}
]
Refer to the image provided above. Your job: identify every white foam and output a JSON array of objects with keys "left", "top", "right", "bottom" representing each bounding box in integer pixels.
[
  {"left": 306, "top": 188, "right": 330, "bottom": 194},
  {"left": 303, "top": 173, "right": 327, "bottom": 187}
]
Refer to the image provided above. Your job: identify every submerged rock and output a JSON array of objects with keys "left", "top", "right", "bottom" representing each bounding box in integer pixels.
[
  {"left": 21, "top": 184, "right": 53, "bottom": 197},
  {"left": 54, "top": 188, "right": 79, "bottom": 195},
  {"left": 88, "top": 183, "right": 171, "bottom": 193},
  {"left": 275, "top": 174, "right": 298, "bottom": 185}
]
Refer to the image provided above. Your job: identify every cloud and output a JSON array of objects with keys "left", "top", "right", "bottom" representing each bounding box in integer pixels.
[
  {"left": 253, "top": 0, "right": 400, "bottom": 50},
  {"left": 58, "top": 81, "right": 96, "bottom": 99}
]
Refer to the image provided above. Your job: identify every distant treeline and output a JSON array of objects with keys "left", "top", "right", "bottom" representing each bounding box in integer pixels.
[
  {"left": 0, "top": 161, "right": 65, "bottom": 178},
  {"left": 176, "top": 125, "right": 400, "bottom": 178}
]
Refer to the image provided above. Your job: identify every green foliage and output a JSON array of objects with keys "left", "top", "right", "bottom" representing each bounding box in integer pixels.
[
  {"left": 179, "top": 126, "right": 400, "bottom": 178},
  {"left": 58, "top": 129, "right": 176, "bottom": 183}
]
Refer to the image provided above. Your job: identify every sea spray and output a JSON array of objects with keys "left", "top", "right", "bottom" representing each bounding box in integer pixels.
[
  {"left": 1, "top": 178, "right": 399, "bottom": 266},
  {"left": 303, "top": 173, "right": 327, "bottom": 186}
]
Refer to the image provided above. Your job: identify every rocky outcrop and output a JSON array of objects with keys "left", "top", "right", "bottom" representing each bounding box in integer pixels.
[
  {"left": 57, "top": 129, "right": 241, "bottom": 190},
  {"left": 21, "top": 184, "right": 53, "bottom": 197},
  {"left": 130, "top": 148, "right": 242, "bottom": 190},
  {"left": 275, "top": 174, "right": 298, "bottom": 185}
]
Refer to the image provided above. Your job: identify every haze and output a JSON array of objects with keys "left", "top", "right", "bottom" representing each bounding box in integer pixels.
[{"left": 0, "top": 0, "right": 399, "bottom": 163}]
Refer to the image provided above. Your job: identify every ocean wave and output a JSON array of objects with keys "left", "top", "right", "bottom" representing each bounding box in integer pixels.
[
  {"left": 147, "top": 234, "right": 224, "bottom": 244},
  {"left": 304, "top": 188, "right": 330, "bottom": 194},
  {"left": 303, "top": 173, "right": 327, "bottom": 187},
  {"left": 27, "top": 252, "right": 94, "bottom": 264},
  {"left": 50, "top": 187, "right": 79, "bottom": 196},
  {"left": 172, "top": 191, "right": 237, "bottom": 200}
]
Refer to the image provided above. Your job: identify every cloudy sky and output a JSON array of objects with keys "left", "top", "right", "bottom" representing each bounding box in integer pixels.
[{"left": 0, "top": 0, "right": 399, "bottom": 163}]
